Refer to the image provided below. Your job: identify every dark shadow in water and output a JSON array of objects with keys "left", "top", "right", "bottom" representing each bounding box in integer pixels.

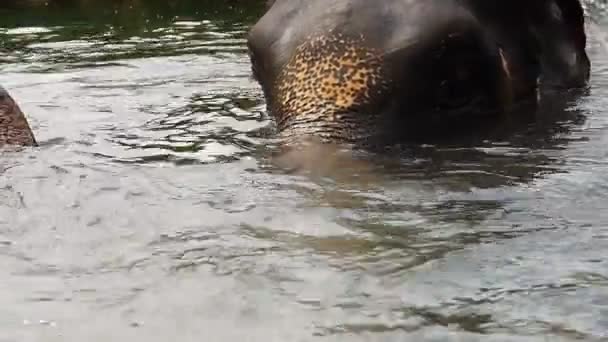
[
  {"left": 243, "top": 86, "right": 591, "bottom": 275},
  {"left": 265, "top": 87, "right": 589, "bottom": 189}
]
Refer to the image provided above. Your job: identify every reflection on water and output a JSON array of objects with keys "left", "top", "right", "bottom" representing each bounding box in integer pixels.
[{"left": 1, "top": 1, "right": 608, "bottom": 341}]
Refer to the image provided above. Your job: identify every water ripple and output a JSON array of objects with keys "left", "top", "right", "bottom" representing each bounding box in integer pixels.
[{"left": 0, "top": 1, "right": 608, "bottom": 341}]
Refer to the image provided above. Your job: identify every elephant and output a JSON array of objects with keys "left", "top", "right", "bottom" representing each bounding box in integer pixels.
[
  {"left": 247, "top": 0, "right": 591, "bottom": 145},
  {"left": 0, "top": 86, "right": 37, "bottom": 148}
]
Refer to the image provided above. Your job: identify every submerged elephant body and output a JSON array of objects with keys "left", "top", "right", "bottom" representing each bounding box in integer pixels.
[
  {"left": 247, "top": 0, "right": 591, "bottom": 144},
  {"left": 0, "top": 87, "right": 36, "bottom": 148}
]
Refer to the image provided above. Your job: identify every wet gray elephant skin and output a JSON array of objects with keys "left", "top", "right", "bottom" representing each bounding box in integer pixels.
[
  {"left": 0, "top": 87, "right": 37, "bottom": 148},
  {"left": 247, "top": 0, "right": 591, "bottom": 144}
]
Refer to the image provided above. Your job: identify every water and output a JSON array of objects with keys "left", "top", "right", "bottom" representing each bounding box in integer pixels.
[{"left": 1, "top": 1, "right": 608, "bottom": 341}]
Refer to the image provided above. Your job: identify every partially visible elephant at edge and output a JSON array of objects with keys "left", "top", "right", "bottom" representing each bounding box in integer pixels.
[{"left": 0, "top": 87, "right": 37, "bottom": 148}]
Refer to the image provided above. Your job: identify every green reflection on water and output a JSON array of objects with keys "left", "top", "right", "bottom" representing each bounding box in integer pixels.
[
  {"left": 0, "top": 0, "right": 267, "bottom": 71},
  {"left": 0, "top": 0, "right": 266, "bottom": 31}
]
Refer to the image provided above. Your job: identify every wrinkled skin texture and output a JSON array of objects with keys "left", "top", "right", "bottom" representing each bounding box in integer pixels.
[
  {"left": 248, "top": 0, "right": 590, "bottom": 144},
  {"left": 0, "top": 87, "right": 37, "bottom": 148}
]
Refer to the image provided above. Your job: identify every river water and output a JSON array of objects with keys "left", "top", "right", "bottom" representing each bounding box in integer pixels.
[{"left": 1, "top": 1, "right": 608, "bottom": 341}]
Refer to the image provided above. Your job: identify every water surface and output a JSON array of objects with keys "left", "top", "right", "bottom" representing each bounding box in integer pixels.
[{"left": 1, "top": 1, "right": 608, "bottom": 341}]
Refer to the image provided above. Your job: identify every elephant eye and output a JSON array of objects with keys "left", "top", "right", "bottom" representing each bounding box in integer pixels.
[
  {"left": 431, "top": 32, "right": 490, "bottom": 110},
  {"left": 436, "top": 64, "right": 478, "bottom": 109}
]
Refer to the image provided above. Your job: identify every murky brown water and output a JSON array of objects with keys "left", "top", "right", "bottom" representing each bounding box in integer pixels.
[{"left": 1, "top": 1, "right": 608, "bottom": 341}]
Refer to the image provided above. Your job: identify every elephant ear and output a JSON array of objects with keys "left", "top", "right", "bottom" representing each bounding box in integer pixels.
[
  {"left": 554, "top": 0, "right": 587, "bottom": 50},
  {"left": 527, "top": 0, "right": 590, "bottom": 87}
]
